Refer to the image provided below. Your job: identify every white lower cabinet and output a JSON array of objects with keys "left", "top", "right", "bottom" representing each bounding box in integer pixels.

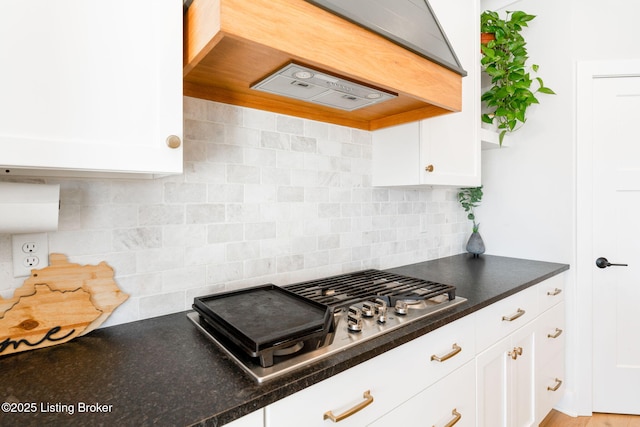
[
  {"left": 476, "top": 319, "right": 537, "bottom": 427},
  {"left": 536, "top": 302, "right": 566, "bottom": 423},
  {"left": 368, "top": 359, "right": 476, "bottom": 427}
]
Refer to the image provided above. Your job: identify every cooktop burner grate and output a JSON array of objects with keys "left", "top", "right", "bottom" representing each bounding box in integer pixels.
[{"left": 284, "top": 269, "right": 456, "bottom": 309}]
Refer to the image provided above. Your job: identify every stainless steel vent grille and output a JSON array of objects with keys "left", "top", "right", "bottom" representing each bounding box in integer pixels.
[{"left": 251, "top": 63, "right": 397, "bottom": 111}]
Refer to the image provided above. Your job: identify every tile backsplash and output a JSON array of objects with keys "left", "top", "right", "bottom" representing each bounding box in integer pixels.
[{"left": 0, "top": 97, "right": 468, "bottom": 327}]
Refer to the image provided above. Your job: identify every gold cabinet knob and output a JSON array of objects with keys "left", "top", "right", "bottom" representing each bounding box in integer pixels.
[
  {"left": 166, "top": 135, "right": 182, "bottom": 149},
  {"left": 425, "top": 164, "right": 434, "bottom": 172}
]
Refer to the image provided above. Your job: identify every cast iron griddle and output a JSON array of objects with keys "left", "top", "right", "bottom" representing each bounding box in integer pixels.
[{"left": 193, "top": 284, "right": 332, "bottom": 357}]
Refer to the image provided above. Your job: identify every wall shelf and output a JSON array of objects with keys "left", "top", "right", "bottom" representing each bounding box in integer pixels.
[{"left": 480, "top": 127, "right": 509, "bottom": 150}]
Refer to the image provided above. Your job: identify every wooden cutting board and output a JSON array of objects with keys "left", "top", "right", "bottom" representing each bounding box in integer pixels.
[{"left": 0, "top": 253, "right": 128, "bottom": 356}]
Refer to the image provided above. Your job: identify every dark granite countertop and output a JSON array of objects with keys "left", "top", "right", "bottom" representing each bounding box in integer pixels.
[{"left": 0, "top": 254, "right": 568, "bottom": 426}]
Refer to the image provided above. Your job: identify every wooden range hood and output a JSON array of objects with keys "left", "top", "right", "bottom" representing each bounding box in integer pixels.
[{"left": 183, "top": 0, "right": 462, "bottom": 131}]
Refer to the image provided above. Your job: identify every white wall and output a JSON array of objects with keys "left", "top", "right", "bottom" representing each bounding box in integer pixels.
[
  {"left": 479, "top": 0, "right": 640, "bottom": 416},
  {"left": 0, "top": 98, "right": 468, "bottom": 327},
  {"left": 479, "top": 0, "right": 574, "bottom": 263}
]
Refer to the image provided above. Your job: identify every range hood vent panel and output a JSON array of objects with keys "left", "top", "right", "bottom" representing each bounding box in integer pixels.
[
  {"left": 252, "top": 64, "right": 397, "bottom": 112},
  {"left": 303, "top": 0, "right": 466, "bottom": 77}
]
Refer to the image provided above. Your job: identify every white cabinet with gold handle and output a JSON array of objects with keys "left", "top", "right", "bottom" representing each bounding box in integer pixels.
[
  {"left": 371, "top": 0, "right": 480, "bottom": 188},
  {"left": 368, "top": 360, "right": 476, "bottom": 427}
]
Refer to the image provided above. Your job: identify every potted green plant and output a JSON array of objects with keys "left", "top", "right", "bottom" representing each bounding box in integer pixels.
[
  {"left": 458, "top": 186, "right": 485, "bottom": 256},
  {"left": 480, "top": 10, "right": 555, "bottom": 145}
]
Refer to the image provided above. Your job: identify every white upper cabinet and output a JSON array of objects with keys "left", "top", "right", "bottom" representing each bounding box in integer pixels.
[
  {"left": 372, "top": 0, "right": 480, "bottom": 187},
  {"left": 0, "top": 0, "right": 183, "bottom": 177}
]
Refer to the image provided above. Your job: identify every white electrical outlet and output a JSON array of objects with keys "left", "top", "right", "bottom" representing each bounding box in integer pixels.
[{"left": 12, "top": 233, "right": 49, "bottom": 277}]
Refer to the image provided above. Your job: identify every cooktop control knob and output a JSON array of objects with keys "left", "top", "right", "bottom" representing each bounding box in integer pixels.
[
  {"left": 395, "top": 300, "right": 408, "bottom": 315},
  {"left": 374, "top": 298, "right": 388, "bottom": 324},
  {"left": 361, "top": 301, "right": 375, "bottom": 318},
  {"left": 377, "top": 305, "right": 387, "bottom": 324},
  {"left": 347, "top": 306, "right": 363, "bottom": 332}
]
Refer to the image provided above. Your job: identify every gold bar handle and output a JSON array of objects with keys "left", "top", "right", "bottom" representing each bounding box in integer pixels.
[
  {"left": 547, "top": 378, "right": 563, "bottom": 391},
  {"left": 323, "top": 390, "right": 373, "bottom": 423},
  {"left": 431, "top": 343, "right": 462, "bottom": 363},
  {"left": 547, "top": 288, "right": 562, "bottom": 296},
  {"left": 547, "top": 328, "right": 563, "bottom": 339},
  {"left": 502, "top": 308, "right": 525, "bottom": 322},
  {"left": 433, "top": 408, "right": 462, "bottom": 427}
]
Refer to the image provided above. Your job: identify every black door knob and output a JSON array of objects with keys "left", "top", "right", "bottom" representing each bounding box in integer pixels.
[{"left": 595, "top": 257, "right": 628, "bottom": 269}]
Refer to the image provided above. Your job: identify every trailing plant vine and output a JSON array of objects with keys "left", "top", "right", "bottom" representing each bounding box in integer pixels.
[{"left": 480, "top": 10, "right": 555, "bottom": 145}]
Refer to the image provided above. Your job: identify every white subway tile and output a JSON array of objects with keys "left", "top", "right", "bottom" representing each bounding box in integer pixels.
[
  {"left": 113, "top": 227, "right": 162, "bottom": 251},
  {"left": 136, "top": 248, "right": 185, "bottom": 274},
  {"left": 185, "top": 243, "right": 225, "bottom": 267},
  {"left": 164, "top": 182, "right": 207, "bottom": 203},
  {"left": 164, "top": 225, "right": 207, "bottom": 247},
  {"left": 1, "top": 98, "right": 467, "bottom": 325},
  {"left": 207, "top": 262, "right": 244, "bottom": 284},
  {"left": 205, "top": 102, "right": 243, "bottom": 125},
  {"left": 226, "top": 164, "right": 260, "bottom": 184},
  {"left": 139, "top": 291, "right": 186, "bottom": 318},
  {"left": 207, "top": 143, "right": 244, "bottom": 164},
  {"left": 186, "top": 203, "right": 225, "bottom": 224},
  {"left": 277, "top": 255, "right": 304, "bottom": 273},
  {"left": 225, "top": 125, "right": 261, "bottom": 148},
  {"left": 244, "top": 108, "right": 277, "bottom": 131},
  {"left": 304, "top": 120, "right": 329, "bottom": 139},
  {"left": 245, "top": 222, "right": 277, "bottom": 240},
  {"left": 226, "top": 241, "right": 260, "bottom": 261},
  {"left": 139, "top": 204, "right": 184, "bottom": 226},
  {"left": 185, "top": 119, "right": 224, "bottom": 142},
  {"left": 277, "top": 115, "right": 304, "bottom": 135},
  {"left": 244, "top": 258, "right": 275, "bottom": 277},
  {"left": 208, "top": 223, "right": 243, "bottom": 243},
  {"left": 227, "top": 203, "right": 261, "bottom": 223}
]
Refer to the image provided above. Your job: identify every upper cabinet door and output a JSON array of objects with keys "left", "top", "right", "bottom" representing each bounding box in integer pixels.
[
  {"left": 419, "top": 0, "right": 480, "bottom": 187},
  {"left": 0, "top": 0, "right": 183, "bottom": 177},
  {"left": 372, "top": 0, "right": 480, "bottom": 187}
]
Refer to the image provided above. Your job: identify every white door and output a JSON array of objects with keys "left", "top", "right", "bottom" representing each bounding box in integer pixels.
[{"left": 592, "top": 75, "right": 640, "bottom": 414}]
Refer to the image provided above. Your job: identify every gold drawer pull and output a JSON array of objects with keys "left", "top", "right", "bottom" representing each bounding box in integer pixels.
[
  {"left": 433, "top": 408, "right": 462, "bottom": 427},
  {"left": 502, "top": 308, "right": 525, "bottom": 322},
  {"left": 547, "top": 378, "right": 563, "bottom": 391},
  {"left": 425, "top": 164, "right": 435, "bottom": 172},
  {"left": 547, "top": 328, "right": 563, "bottom": 339},
  {"left": 431, "top": 343, "right": 462, "bottom": 362},
  {"left": 323, "top": 390, "right": 373, "bottom": 423},
  {"left": 547, "top": 288, "right": 562, "bottom": 296}
]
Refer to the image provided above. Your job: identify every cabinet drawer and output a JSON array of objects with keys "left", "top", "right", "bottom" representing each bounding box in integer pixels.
[
  {"left": 395, "top": 313, "right": 476, "bottom": 389},
  {"left": 536, "top": 352, "right": 566, "bottom": 424},
  {"left": 538, "top": 274, "right": 566, "bottom": 313},
  {"left": 266, "top": 353, "right": 396, "bottom": 427},
  {"left": 367, "top": 360, "right": 476, "bottom": 427},
  {"left": 537, "top": 302, "right": 566, "bottom": 363},
  {"left": 475, "top": 285, "right": 539, "bottom": 352},
  {"left": 265, "top": 315, "right": 475, "bottom": 427}
]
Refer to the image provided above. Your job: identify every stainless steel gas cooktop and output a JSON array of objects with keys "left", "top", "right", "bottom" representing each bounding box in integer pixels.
[{"left": 188, "top": 269, "right": 466, "bottom": 383}]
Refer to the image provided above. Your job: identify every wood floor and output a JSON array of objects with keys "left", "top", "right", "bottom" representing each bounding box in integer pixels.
[{"left": 540, "top": 410, "right": 640, "bottom": 427}]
